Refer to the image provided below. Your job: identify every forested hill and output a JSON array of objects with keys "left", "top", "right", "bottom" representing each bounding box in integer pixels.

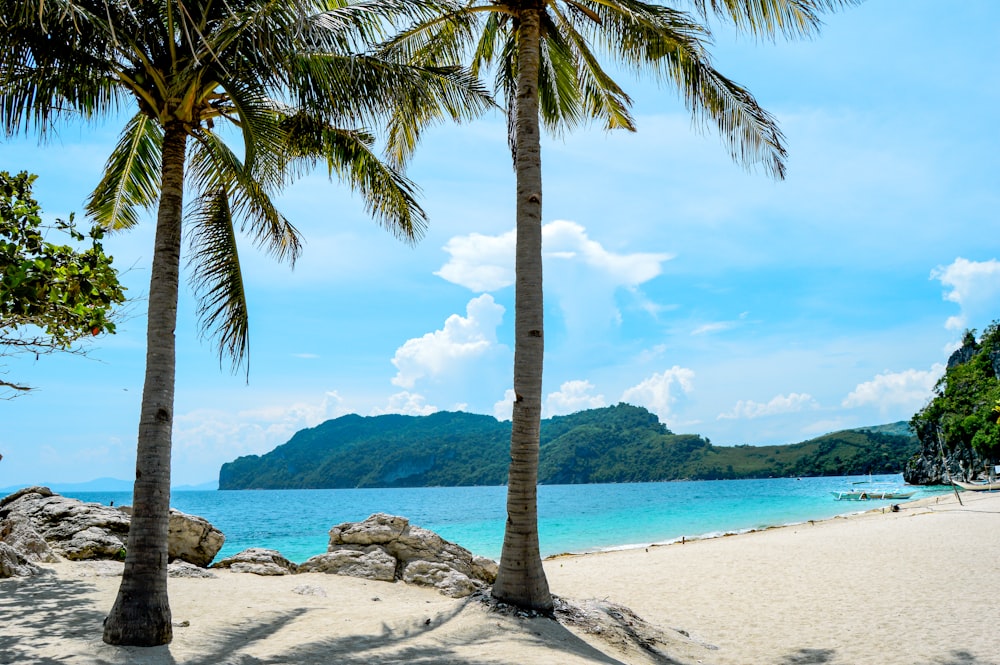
[{"left": 218, "top": 404, "right": 918, "bottom": 489}]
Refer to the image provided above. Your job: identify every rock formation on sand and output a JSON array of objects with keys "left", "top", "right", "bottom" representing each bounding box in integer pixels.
[
  {"left": 301, "top": 513, "right": 498, "bottom": 598},
  {"left": 218, "top": 514, "right": 498, "bottom": 598},
  {"left": 0, "top": 487, "right": 224, "bottom": 577}
]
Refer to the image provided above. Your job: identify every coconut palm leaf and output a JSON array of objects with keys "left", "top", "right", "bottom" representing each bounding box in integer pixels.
[
  {"left": 187, "top": 186, "right": 250, "bottom": 372},
  {"left": 86, "top": 113, "right": 164, "bottom": 231}
]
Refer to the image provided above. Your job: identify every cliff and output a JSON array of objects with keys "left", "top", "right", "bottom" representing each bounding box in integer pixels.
[
  {"left": 904, "top": 325, "right": 1000, "bottom": 484},
  {"left": 219, "top": 404, "right": 917, "bottom": 489}
]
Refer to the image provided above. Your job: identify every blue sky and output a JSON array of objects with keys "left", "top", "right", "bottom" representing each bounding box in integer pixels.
[{"left": 2, "top": 0, "right": 999, "bottom": 489}]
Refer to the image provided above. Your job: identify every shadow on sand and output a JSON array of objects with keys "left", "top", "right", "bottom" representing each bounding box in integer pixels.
[
  {"left": 777, "top": 647, "right": 995, "bottom": 665},
  {"left": 0, "top": 569, "right": 108, "bottom": 664}
]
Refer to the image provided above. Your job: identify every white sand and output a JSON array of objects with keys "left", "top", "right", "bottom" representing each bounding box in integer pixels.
[{"left": 2, "top": 490, "right": 998, "bottom": 665}]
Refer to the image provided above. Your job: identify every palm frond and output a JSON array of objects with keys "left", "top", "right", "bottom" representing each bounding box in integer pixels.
[
  {"left": 86, "top": 112, "right": 164, "bottom": 231},
  {"left": 687, "top": 0, "right": 863, "bottom": 40},
  {"left": 187, "top": 186, "right": 251, "bottom": 374},
  {"left": 283, "top": 114, "right": 427, "bottom": 243},
  {"left": 189, "top": 127, "right": 303, "bottom": 265}
]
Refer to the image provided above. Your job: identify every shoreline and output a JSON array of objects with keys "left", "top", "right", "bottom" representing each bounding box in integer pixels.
[{"left": 4, "top": 488, "right": 998, "bottom": 664}]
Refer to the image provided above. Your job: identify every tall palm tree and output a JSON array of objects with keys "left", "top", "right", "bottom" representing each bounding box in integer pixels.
[
  {"left": 388, "top": 0, "right": 859, "bottom": 612},
  {"left": 0, "top": 0, "right": 489, "bottom": 646}
]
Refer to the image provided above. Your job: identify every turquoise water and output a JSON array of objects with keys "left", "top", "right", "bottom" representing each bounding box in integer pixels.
[{"left": 67, "top": 475, "right": 948, "bottom": 564}]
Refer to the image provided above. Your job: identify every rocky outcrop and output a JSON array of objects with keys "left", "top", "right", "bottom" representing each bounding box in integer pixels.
[
  {"left": 0, "top": 488, "right": 130, "bottom": 560},
  {"left": 117, "top": 505, "right": 225, "bottom": 567},
  {"left": 299, "top": 513, "right": 498, "bottom": 598},
  {"left": 297, "top": 548, "right": 396, "bottom": 581},
  {"left": 0, "top": 487, "right": 224, "bottom": 566},
  {"left": 0, "top": 542, "right": 40, "bottom": 578},
  {"left": 211, "top": 548, "right": 298, "bottom": 576},
  {"left": 903, "top": 438, "right": 985, "bottom": 485},
  {"left": 906, "top": 328, "right": 999, "bottom": 485}
]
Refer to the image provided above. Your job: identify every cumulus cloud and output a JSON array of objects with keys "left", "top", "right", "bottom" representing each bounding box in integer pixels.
[
  {"left": 390, "top": 294, "right": 505, "bottom": 389},
  {"left": 436, "top": 220, "right": 672, "bottom": 292},
  {"left": 545, "top": 380, "right": 607, "bottom": 417},
  {"left": 932, "top": 258, "right": 1000, "bottom": 331},
  {"left": 371, "top": 391, "right": 439, "bottom": 416},
  {"left": 717, "top": 393, "right": 818, "bottom": 420},
  {"left": 435, "top": 220, "right": 673, "bottom": 339},
  {"left": 842, "top": 364, "right": 945, "bottom": 411},
  {"left": 620, "top": 367, "right": 695, "bottom": 426},
  {"left": 493, "top": 389, "right": 515, "bottom": 422}
]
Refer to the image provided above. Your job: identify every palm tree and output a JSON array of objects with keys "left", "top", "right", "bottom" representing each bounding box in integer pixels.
[
  {"left": 388, "top": 0, "right": 859, "bottom": 612},
  {"left": 0, "top": 0, "right": 489, "bottom": 646}
]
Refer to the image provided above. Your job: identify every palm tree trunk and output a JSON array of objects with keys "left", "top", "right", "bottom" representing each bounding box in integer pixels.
[
  {"left": 103, "top": 122, "right": 187, "bottom": 646},
  {"left": 492, "top": 6, "right": 553, "bottom": 613}
]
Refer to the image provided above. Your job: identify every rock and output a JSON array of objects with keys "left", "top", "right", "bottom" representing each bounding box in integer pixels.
[
  {"left": 212, "top": 548, "right": 298, "bottom": 576},
  {"left": 317, "top": 513, "right": 498, "bottom": 597},
  {"left": 0, "top": 517, "right": 58, "bottom": 563},
  {"left": 0, "top": 542, "right": 40, "bottom": 578},
  {"left": 291, "top": 584, "right": 327, "bottom": 597},
  {"left": 169, "top": 560, "right": 218, "bottom": 579},
  {"left": 298, "top": 548, "right": 397, "bottom": 582},
  {"left": 401, "top": 560, "right": 477, "bottom": 598},
  {"left": 0, "top": 489, "right": 130, "bottom": 560},
  {"left": 0, "top": 488, "right": 224, "bottom": 566}
]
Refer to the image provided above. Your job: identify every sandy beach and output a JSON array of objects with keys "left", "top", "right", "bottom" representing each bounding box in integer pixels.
[{"left": 2, "top": 489, "right": 998, "bottom": 665}]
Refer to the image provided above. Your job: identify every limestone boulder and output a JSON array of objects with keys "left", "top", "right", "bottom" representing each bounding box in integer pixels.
[
  {"left": 212, "top": 548, "right": 298, "bottom": 576},
  {"left": 0, "top": 487, "right": 224, "bottom": 566},
  {"left": 0, "top": 488, "right": 129, "bottom": 560},
  {"left": 0, "top": 542, "right": 40, "bottom": 578},
  {"left": 320, "top": 513, "right": 498, "bottom": 597},
  {"left": 0, "top": 516, "right": 58, "bottom": 563},
  {"left": 401, "top": 560, "right": 477, "bottom": 598},
  {"left": 119, "top": 506, "right": 225, "bottom": 566},
  {"left": 298, "top": 548, "right": 396, "bottom": 582},
  {"left": 169, "top": 560, "right": 218, "bottom": 579}
]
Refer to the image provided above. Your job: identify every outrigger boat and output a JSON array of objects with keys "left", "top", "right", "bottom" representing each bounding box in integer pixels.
[
  {"left": 953, "top": 479, "right": 1000, "bottom": 492},
  {"left": 831, "top": 489, "right": 915, "bottom": 501}
]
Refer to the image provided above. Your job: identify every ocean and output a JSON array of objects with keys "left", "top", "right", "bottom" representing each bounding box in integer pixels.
[{"left": 66, "top": 474, "right": 950, "bottom": 564}]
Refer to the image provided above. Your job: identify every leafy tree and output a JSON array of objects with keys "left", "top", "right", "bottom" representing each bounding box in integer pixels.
[
  {"left": 387, "top": 0, "right": 858, "bottom": 612},
  {"left": 1, "top": 170, "right": 125, "bottom": 397},
  {"left": 1, "top": 0, "right": 488, "bottom": 646},
  {"left": 910, "top": 324, "right": 1000, "bottom": 476}
]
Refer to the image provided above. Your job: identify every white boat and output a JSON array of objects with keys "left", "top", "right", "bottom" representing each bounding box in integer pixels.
[
  {"left": 953, "top": 479, "right": 1000, "bottom": 492},
  {"left": 831, "top": 489, "right": 915, "bottom": 501}
]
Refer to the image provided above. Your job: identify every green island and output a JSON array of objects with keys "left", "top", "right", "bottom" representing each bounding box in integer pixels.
[{"left": 219, "top": 403, "right": 918, "bottom": 489}]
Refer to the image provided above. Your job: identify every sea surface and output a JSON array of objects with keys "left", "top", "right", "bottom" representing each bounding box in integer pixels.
[{"left": 66, "top": 474, "right": 951, "bottom": 563}]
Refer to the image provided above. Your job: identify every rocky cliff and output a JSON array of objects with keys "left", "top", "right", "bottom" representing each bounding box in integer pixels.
[{"left": 904, "top": 326, "right": 1000, "bottom": 484}]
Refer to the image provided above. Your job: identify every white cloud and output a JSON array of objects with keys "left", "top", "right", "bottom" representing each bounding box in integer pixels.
[
  {"left": 620, "top": 367, "right": 695, "bottom": 426},
  {"left": 545, "top": 380, "right": 607, "bottom": 417},
  {"left": 436, "top": 230, "right": 516, "bottom": 292},
  {"left": 436, "top": 220, "right": 672, "bottom": 293},
  {"left": 717, "top": 393, "right": 818, "bottom": 420},
  {"left": 692, "top": 322, "right": 736, "bottom": 336},
  {"left": 435, "top": 220, "right": 673, "bottom": 339},
  {"left": 371, "top": 391, "right": 439, "bottom": 416},
  {"left": 932, "top": 258, "right": 1000, "bottom": 331},
  {"left": 390, "top": 294, "right": 505, "bottom": 389},
  {"left": 841, "top": 364, "right": 945, "bottom": 410},
  {"left": 171, "top": 391, "right": 349, "bottom": 481},
  {"left": 493, "top": 389, "right": 515, "bottom": 422}
]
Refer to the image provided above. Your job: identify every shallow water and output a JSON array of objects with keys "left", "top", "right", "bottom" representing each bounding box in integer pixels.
[{"left": 67, "top": 474, "right": 950, "bottom": 563}]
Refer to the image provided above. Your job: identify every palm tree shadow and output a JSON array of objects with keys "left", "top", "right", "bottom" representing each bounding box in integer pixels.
[
  {"left": 245, "top": 599, "right": 634, "bottom": 665},
  {"left": 0, "top": 570, "right": 107, "bottom": 664},
  {"left": 779, "top": 648, "right": 837, "bottom": 664}
]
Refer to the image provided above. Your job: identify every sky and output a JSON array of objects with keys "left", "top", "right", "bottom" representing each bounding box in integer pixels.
[{"left": 2, "top": 0, "right": 999, "bottom": 489}]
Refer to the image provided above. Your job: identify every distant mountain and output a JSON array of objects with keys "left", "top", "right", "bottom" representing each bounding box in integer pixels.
[
  {"left": 0, "top": 477, "right": 134, "bottom": 494},
  {"left": 0, "top": 478, "right": 218, "bottom": 494},
  {"left": 219, "top": 404, "right": 919, "bottom": 490}
]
